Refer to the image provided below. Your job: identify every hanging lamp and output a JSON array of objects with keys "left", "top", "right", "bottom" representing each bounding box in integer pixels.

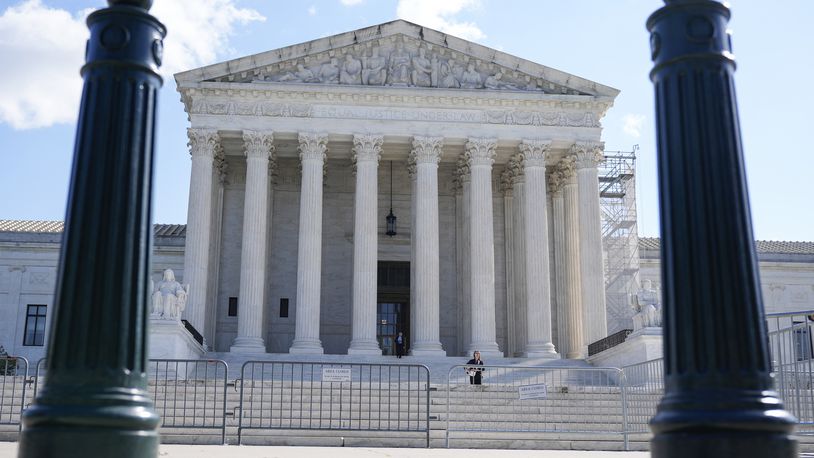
[{"left": 386, "top": 161, "right": 397, "bottom": 237}]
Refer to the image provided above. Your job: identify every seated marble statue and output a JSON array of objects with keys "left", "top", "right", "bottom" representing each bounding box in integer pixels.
[
  {"left": 362, "top": 48, "right": 387, "bottom": 85},
  {"left": 438, "top": 62, "right": 459, "bottom": 88},
  {"left": 631, "top": 279, "right": 661, "bottom": 330},
  {"left": 339, "top": 54, "right": 362, "bottom": 85},
  {"left": 484, "top": 72, "right": 518, "bottom": 90},
  {"left": 410, "top": 48, "right": 433, "bottom": 87},
  {"left": 318, "top": 58, "right": 340, "bottom": 84},
  {"left": 460, "top": 63, "right": 483, "bottom": 89},
  {"left": 151, "top": 268, "right": 188, "bottom": 320}
]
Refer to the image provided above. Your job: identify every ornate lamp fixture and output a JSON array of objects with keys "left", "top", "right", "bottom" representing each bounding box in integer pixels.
[{"left": 386, "top": 161, "right": 397, "bottom": 237}]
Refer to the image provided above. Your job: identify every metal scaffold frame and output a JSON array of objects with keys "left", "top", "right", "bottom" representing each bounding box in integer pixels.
[{"left": 599, "top": 146, "right": 640, "bottom": 334}]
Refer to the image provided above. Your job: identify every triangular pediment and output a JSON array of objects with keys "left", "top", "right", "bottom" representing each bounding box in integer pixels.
[{"left": 175, "top": 20, "right": 618, "bottom": 98}]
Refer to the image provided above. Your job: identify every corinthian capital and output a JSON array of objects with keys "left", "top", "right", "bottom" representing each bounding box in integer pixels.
[
  {"left": 243, "top": 130, "right": 274, "bottom": 160},
  {"left": 465, "top": 137, "right": 497, "bottom": 167},
  {"left": 518, "top": 139, "right": 552, "bottom": 168},
  {"left": 298, "top": 132, "right": 328, "bottom": 163},
  {"left": 410, "top": 136, "right": 444, "bottom": 165},
  {"left": 187, "top": 128, "right": 219, "bottom": 158},
  {"left": 352, "top": 134, "right": 383, "bottom": 163},
  {"left": 571, "top": 141, "right": 605, "bottom": 169},
  {"left": 557, "top": 155, "right": 578, "bottom": 182},
  {"left": 547, "top": 167, "right": 564, "bottom": 194}
]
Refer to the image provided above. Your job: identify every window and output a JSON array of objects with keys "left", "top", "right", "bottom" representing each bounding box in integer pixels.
[
  {"left": 228, "top": 297, "right": 238, "bottom": 317},
  {"left": 279, "top": 298, "right": 289, "bottom": 318},
  {"left": 23, "top": 305, "right": 47, "bottom": 346}
]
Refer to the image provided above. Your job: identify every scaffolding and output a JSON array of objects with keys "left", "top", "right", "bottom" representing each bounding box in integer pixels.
[{"left": 599, "top": 146, "right": 640, "bottom": 334}]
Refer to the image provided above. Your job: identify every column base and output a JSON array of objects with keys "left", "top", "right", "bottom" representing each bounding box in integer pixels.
[
  {"left": 410, "top": 343, "right": 447, "bottom": 357},
  {"left": 230, "top": 336, "right": 267, "bottom": 354},
  {"left": 347, "top": 339, "right": 381, "bottom": 355},
  {"left": 289, "top": 339, "right": 324, "bottom": 354},
  {"left": 651, "top": 431, "right": 797, "bottom": 458},
  {"left": 565, "top": 350, "right": 585, "bottom": 359},
  {"left": 467, "top": 341, "right": 503, "bottom": 359},
  {"left": 524, "top": 342, "right": 559, "bottom": 359}
]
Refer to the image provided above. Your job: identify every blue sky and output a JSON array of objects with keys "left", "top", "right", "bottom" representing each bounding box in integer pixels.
[{"left": 0, "top": 0, "right": 810, "bottom": 241}]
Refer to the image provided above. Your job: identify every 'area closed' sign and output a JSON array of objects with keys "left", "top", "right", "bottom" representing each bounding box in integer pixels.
[{"left": 322, "top": 367, "right": 352, "bottom": 382}]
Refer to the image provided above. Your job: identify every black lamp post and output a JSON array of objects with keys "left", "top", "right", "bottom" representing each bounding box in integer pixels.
[
  {"left": 647, "top": 1, "right": 797, "bottom": 456},
  {"left": 18, "top": 1, "right": 165, "bottom": 457},
  {"left": 386, "top": 161, "right": 397, "bottom": 237}
]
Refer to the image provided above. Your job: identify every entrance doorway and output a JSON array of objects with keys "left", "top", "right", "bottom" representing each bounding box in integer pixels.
[{"left": 377, "top": 261, "right": 410, "bottom": 356}]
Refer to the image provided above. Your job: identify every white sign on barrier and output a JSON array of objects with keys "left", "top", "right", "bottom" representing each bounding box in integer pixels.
[
  {"left": 518, "top": 383, "right": 548, "bottom": 400},
  {"left": 322, "top": 367, "right": 352, "bottom": 382}
]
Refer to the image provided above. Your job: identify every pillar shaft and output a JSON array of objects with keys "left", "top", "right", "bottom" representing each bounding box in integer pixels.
[
  {"left": 549, "top": 174, "right": 568, "bottom": 357},
  {"left": 410, "top": 137, "right": 445, "bottom": 356},
  {"left": 465, "top": 138, "right": 501, "bottom": 357},
  {"left": 348, "top": 134, "right": 383, "bottom": 355},
  {"left": 231, "top": 131, "right": 273, "bottom": 353},
  {"left": 560, "top": 159, "right": 584, "bottom": 359},
  {"left": 520, "top": 140, "right": 558, "bottom": 358},
  {"left": 290, "top": 133, "right": 327, "bottom": 354},
  {"left": 182, "top": 129, "right": 218, "bottom": 346},
  {"left": 647, "top": 1, "right": 796, "bottom": 455},
  {"left": 18, "top": 2, "right": 165, "bottom": 455},
  {"left": 574, "top": 142, "right": 607, "bottom": 346}
]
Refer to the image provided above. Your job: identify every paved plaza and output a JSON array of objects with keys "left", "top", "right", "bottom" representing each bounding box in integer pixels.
[{"left": 0, "top": 443, "right": 649, "bottom": 458}]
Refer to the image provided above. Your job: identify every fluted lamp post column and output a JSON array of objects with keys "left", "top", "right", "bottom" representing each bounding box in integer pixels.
[
  {"left": 19, "top": 1, "right": 165, "bottom": 456},
  {"left": 647, "top": 1, "right": 796, "bottom": 456},
  {"left": 290, "top": 132, "right": 328, "bottom": 354},
  {"left": 348, "top": 134, "right": 383, "bottom": 355},
  {"left": 231, "top": 131, "right": 274, "bottom": 353},
  {"left": 410, "top": 136, "right": 446, "bottom": 356}
]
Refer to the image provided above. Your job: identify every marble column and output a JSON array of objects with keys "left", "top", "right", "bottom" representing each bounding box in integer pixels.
[
  {"left": 454, "top": 157, "right": 471, "bottom": 355},
  {"left": 348, "top": 134, "right": 383, "bottom": 355},
  {"left": 231, "top": 131, "right": 274, "bottom": 353},
  {"left": 560, "top": 157, "right": 585, "bottom": 359},
  {"left": 574, "top": 141, "right": 607, "bottom": 346},
  {"left": 465, "top": 138, "right": 501, "bottom": 358},
  {"left": 520, "top": 140, "right": 558, "bottom": 358},
  {"left": 409, "top": 157, "right": 417, "bottom": 348},
  {"left": 549, "top": 170, "right": 569, "bottom": 357},
  {"left": 511, "top": 163, "right": 527, "bottom": 357},
  {"left": 290, "top": 132, "right": 328, "bottom": 354},
  {"left": 182, "top": 128, "right": 219, "bottom": 347},
  {"left": 410, "top": 136, "right": 446, "bottom": 356},
  {"left": 500, "top": 167, "right": 515, "bottom": 356}
]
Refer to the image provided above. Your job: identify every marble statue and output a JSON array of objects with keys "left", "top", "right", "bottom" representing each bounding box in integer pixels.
[
  {"left": 340, "top": 54, "right": 362, "bottom": 85},
  {"left": 410, "top": 48, "right": 433, "bottom": 87},
  {"left": 387, "top": 42, "right": 412, "bottom": 85},
  {"left": 485, "top": 71, "right": 518, "bottom": 90},
  {"left": 460, "top": 63, "right": 483, "bottom": 89},
  {"left": 362, "top": 47, "right": 387, "bottom": 85},
  {"left": 631, "top": 279, "right": 661, "bottom": 330},
  {"left": 439, "top": 61, "right": 459, "bottom": 88},
  {"left": 318, "top": 58, "right": 339, "bottom": 84},
  {"left": 151, "top": 268, "right": 189, "bottom": 321}
]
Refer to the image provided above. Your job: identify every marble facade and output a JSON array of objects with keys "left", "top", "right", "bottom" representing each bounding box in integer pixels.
[{"left": 173, "top": 20, "right": 617, "bottom": 357}]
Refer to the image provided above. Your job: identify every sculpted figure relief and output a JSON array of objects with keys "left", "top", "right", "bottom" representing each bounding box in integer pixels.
[
  {"left": 339, "top": 54, "right": 362, "bottom": 85},
  {"left": 438, "top": 61, "right": 459, "bottom": 88},
  {"left": 410, "top": 48, "right": 433, "bottom": 87},
  {"left": 460, "top": 63, "right": 483, "bottom": 89},
  {"left": 362, "top": 47, "right": 387, "bottom": 85},
  {"left": 631, "top": 279, "right": 662, "bottom": 330},
  {"left": 485, "top": 71, "right": 518, "bottom": 90},
  {"left": 318, "top": 58, "right": 340, "bottom": 84},
  {"left": 151, "top": 268, "right": 189, "bottom": 321},
  {"left": 387, "top": 42, "right": 412, "bottom": 85}
]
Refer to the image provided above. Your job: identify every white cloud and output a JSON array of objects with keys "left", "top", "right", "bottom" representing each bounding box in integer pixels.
[
  {"left": 308, "top": 5, "right": 317, "bottom": 16},
  {"left": 0, "top": 0, "right": 264, "bottom": 130},
  {"left": 396, "top": 0, "right": 484, "bottom": 41},
  {"left": 340, "top": 0, "right": 364, "bottom": 6},
  {"left": 0, "top": 1, "right": 88, "bottom": 129},
  {"left": 623, "top": 113, "right": 646, "bottom": 138}
]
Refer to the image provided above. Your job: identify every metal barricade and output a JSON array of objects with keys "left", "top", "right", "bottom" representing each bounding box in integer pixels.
[
  {"left": 1, "top": 356, "right": 29, "bottom": 431},
  {"left": 148, "top": 359, "right": 229, "bottom": 444},
  {"left": 620, "top": 358, "right": 663, "bottom": 434},
  {"left": 445, "top": 365, "right": 628, "bottom": 449},
  {"left": 32, "top": 358, "right": 46, "bottom": 400},
  {"left": 767, "top": 310, "right": 814, "bottom": 434},
  {"left": 237, "top": 361, "right": 430, "bottom": 446}
]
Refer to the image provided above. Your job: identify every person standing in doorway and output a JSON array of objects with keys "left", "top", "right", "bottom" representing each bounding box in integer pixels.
[
  {"left": 395, "top": 332, "right": 405, "bottom": 358},
  {"left": 466, "top": 351, "right": 484, "bottom": 385}
]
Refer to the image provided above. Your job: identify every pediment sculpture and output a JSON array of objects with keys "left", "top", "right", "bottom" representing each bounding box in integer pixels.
[
  {"left": 150, "top": 268, "right": 189, "bottom": 321},
  {"left": 251, "top": 39, "right": 552, "bottom": 93}
]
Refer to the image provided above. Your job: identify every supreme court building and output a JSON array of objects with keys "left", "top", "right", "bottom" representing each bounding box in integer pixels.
[{"left": 172, "top": 20, "right": 618, "bottom": 359}]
